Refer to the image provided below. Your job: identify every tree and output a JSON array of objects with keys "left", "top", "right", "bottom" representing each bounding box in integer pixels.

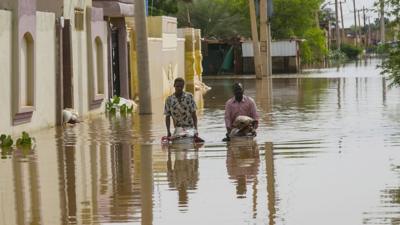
[
  {"left": 379, "top": 0, "right": 400, "bottom": 86},
  {"left": 175, "top": 0, "right": 251, "bottom": 38},
  {"left": 148, "top": 0, "right": 179, "bottom": 16}
]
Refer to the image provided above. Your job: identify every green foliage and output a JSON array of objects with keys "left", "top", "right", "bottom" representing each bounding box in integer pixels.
[
  {"left": 175, "top": 0, "right": 250, "bottom": 38},
  {"left": 0, "top": 134, "right": 13, "bottom": 148},
  {"left": 300, "top": 28, "right": 328, "bottom": 64},
  {"left": 106, "top": 96, "right": 134, "bottom": 115},
  {"left": 152, "top": 0, "right": 326, "bottom": 63},
  {"left": 148, "top": 0, "right": 179, "bottom": 16},
  {"left": 272, "top": 0, "right": 327, "bottom": 64},
  {"left": 120, "top": 104, "right": 128, "bottom": 114},
  {"left": 340, "top": 43, "right": 362, "bottom": 59},
  {"left": 1, "top": 147, "right": 13, "bottom": 159},
  {"left": 112, "top": 96, "right": 120, "bottom": 105},
  {"left": 272, "top": 0, "right": 323, "bottom": 39},
  {"left": 378, "top": 0, "right": 400, "bottom": 86},
  {"left": 380, "top": 46, "right": 400, "bottom": 87},
  {"left": 328, "top": 49, "right": 346, "bottom": 62},
  {"left": 16, "top": 131, "right": 33, "bottom": 148},
  {"left": 376, "top": 43, "right": 392, "bottom": 55}
]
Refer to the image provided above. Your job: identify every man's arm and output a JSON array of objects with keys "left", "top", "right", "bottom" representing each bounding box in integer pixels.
[
  {"left": 225, "top": 102, "right": 232, "bottom": 134},
  {"left": 192, "top": 111, "right": 198, "bottom": 132},
  {"left": 164, "top": 97, "right": 172, "bottom": 136},
  {"left": 166, "top": 115, "right": 171, "bottom": 137}
]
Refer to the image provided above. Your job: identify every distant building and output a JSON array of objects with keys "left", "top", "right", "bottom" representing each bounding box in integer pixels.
[{"left": 201, "top": 39, "right": 301, "bottom": 75}]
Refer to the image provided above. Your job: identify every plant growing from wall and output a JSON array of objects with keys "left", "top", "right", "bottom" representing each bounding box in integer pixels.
[
  {"left": 106, "top": 96, "right": 134, "bottom": 115},
  {"left": 16, "top": 131, "right": 33, "bottom": 148},
  {"left": 0, "top": 134, "right": 13, "bottom": 148}
]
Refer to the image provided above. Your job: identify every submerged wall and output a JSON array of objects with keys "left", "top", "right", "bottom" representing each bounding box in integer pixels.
[{"left": 0, "top": 10, "right": 57, "bottom": 135}]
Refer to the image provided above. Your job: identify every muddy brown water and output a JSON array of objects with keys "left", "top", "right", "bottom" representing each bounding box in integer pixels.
[{"left": 1, "top": 59, "right": 400, "bottom": 225}]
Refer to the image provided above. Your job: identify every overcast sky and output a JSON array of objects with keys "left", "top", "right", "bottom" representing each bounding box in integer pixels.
[{"left": 324, "top": 0, "right": 381, "bottom": 28}]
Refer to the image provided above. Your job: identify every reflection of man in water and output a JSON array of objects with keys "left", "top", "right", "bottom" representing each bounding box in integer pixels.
[
  {"left": 224, "top": 83, "right": 259, "bottom": 141},
  {"left": 167, "top": 147, "right": 199, "bottom": 206},
  {"left": 226, "top": 141, "right": 260, "bottom": 197}
]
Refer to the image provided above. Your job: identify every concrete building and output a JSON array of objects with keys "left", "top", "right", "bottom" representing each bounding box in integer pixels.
[
  {"left": 0, "top": 0, "right": 109, "bottom": 134},
  {"left": 93, "top": 0, "right": 133, "bottom": 100},
  {"left": 0, "top": 0, "right": 58, "bottom": 134},
  {"left": 0, "top": 0, "right": 202, "bottom": 133}
]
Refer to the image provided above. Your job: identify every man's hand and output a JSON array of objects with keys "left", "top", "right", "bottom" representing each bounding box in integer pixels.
[{"left": 253, "top": 121, "right": 259, "bottom": 129}]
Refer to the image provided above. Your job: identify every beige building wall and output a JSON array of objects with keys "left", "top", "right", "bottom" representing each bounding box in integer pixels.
[
  {"left": 147, "top": 16, "right": 184, "bottom": 113},
  {"left": 0, "top": 10, "right": 57, "bottom": 135},
  {"left": 0, "top": 159, "right": 18, "bottom": 225},
  {"left": 63, "top": 0, "right": 107, "bottom": 119},
  {"left": 0, "top": 10, "right": 13, "bottom": 134},
  {"left": 35, "top": 132, "right": 62, "bottom": 225},
  {"left": 177, "top": 38, "right": 185, "bottom": 79}
]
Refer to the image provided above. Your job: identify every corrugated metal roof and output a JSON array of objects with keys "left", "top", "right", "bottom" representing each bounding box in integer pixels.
[{"left": 242, "top": 40, "right": 299, "bottom": 57}]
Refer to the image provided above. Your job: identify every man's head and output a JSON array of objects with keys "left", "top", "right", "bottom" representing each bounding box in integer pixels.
[
  {"left": 174, "top": 78, "right": 185, "bottom": 95},
  {"left": 232, "top": 82, "right": 244, "bottom": 101}
]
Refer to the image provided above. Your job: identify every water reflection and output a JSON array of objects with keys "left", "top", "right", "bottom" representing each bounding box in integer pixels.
[
  {"left": 166, "top": 145, "right": 199, "bottom": 209},
  {"left": 3, "top": 60, "right": 400, "bottom": 224},
  {"left": 265, "top": 142, "right": 276, "bottom": 225},
  {"left": 226, "top": 139, "right": 259, "bottom": 198}
]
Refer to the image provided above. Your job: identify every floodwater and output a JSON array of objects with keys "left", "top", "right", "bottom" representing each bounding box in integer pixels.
[{"left": 2, "top": 59, "right": 400, "bottom": 225}]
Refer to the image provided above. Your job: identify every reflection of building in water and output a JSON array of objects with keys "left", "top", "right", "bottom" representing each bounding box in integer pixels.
[
  {"left": 265, "top": 142, "right": 276, "bottom": 225},
  {"left": 0, "top": 116, "right": 156, "bottom": 225},
  {"left": 226, "top": 140, "right": 260, "bottom": 197},
  {"left": 0, "top": 148, "right": 42, "bottom": 225},
  {"left": 256, "top": 78, "right": 273, "bottom": 126},
  {"left": 167, "top": 147, "right": 199, "bottom": 206}
]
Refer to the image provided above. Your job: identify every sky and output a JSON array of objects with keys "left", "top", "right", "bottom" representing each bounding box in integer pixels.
[{"left": 324, "top": 0, "right": 380, "bottom": 28}]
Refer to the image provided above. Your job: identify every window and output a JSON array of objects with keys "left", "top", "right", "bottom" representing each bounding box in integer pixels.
[
  {"left": 95, "top": 37, "right": 104, "bottom": 95},
  {"left": 21, "top": 32, "right": 34, "bottom": 107}
]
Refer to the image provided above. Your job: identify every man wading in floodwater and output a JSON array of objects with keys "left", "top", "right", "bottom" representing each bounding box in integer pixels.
[
  {"left": 223, "top": 82, "right": 259, "bottom": 141},
  {"left": 164, "top": 78, "right": 199, "bottom": 138}
]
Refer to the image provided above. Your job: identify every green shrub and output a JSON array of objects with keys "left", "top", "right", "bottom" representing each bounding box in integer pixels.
[
  {"left": 376, "top": 43, "right": 391, "bottom": 55},
  {"left": 0, "top": 134, "right": 13, "bottom": 148},
  {"left": 329, "top": 49, "right": 346, "bottom": 61},
  {"left": 340, "top": 43, "right": 362, "bottom": 59},
  {"left": 16, "top": 131, "right": 33, "bottom": 148}
]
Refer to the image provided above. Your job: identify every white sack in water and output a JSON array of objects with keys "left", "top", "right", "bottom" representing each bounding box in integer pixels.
[{"left": 63, "top": 109, "right": 80, "bottom": 124}]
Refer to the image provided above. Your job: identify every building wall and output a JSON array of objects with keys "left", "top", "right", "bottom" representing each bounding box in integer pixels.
[
  {"left": 142, "top": 16, "right": 184, "bottom": 113},
  {"left": 36, "top": 0, "right": 63, "bottom": 17},
  {"left": 0, "top": 10, "right": 13, "bottom": 134},
  {"left": 0, "top": 10, "right": 57, "bottom": 135},
  {"left": 177, "top": 38, "right": 185, "bottom": 79},
  {"left": 62, "top": 1, "right": 107, "bottom": 118}
]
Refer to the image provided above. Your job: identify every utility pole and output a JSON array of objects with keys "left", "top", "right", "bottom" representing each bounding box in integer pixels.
[
  {"left": 340, "top": 1, "right": 345, "bottom": 41},
  {"left": 380, "top": 0, "right": 385, "bottom": 43},
  {"left": 363, "top": 7, "right": 367, "bottom": 49},
  {"left": 260, "top": 0, "right": 272, "bottom": 77},
  {"left": 249, "top": 0, "right": 262, "bottom": 79},
  {"left": 335, "top": 0, "right": 341, "bottom": 48},
  {"left": 358, "top": 9, "right": 362, "bottom": 46},
  {"left": 368, "top": 17, "right": 371, "bottom": 47},
  {"left": 328, "top": 17, "right": 331, "bottom": 50},
  {"left": 135, "top": 0, "right": 152, "bottom": 114},
  {"left": 353, "top": 0, "right": 358, "bottom": 46}
]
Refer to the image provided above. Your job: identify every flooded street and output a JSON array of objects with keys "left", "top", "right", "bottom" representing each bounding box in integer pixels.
[{"left": 2, "top": 59, "right": 400, "bottom": 225}]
